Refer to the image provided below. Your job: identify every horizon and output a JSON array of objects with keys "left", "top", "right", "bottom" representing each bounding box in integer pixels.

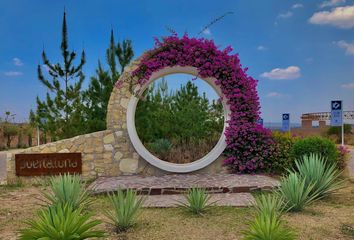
[{"left": 1, "top": 0, "right": 354, "bottom": 124}]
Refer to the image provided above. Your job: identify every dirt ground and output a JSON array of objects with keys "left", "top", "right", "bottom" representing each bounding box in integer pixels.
[{"left": 0, "top": 181, "right": 354, "bottom": 240}]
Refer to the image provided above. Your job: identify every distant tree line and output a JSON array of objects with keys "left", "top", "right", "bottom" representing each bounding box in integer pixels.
[
  {"left": 29, "top": 11, "right": 134, "bottom": 140},
  {"left": 0, "top": 111, "right": 35, "bottom": 150}
]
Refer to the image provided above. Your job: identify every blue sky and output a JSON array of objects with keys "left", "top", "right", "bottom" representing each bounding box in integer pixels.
[{"left": 0, "top": 0, "right": 354, "bottom": 123}]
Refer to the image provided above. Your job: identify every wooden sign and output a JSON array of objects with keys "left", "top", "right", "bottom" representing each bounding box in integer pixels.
[{"left": 15, "top": 153, "right": 82, "bottom": 176}]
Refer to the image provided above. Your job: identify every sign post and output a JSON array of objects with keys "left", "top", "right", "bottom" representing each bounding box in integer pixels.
[
  {"left": 282, "top": 113, "right": 290, "bottom": 132},
  {"left": 330, "top": 100, "right": 344, "bottom": 146}
]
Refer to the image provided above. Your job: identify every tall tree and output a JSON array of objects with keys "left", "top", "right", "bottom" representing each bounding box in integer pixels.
[
  {"left": 83, "top": 30, "right": 134, "bottom": 133},
  {"left": 116, "top": 39, "right": 134, "bottom": 74},
  {"left": 33, "top": 11, "right": 86, "bottom": 140}
]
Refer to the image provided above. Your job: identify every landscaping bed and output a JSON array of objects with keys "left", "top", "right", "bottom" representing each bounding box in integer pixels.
[{"left": 0, "top": 181, "right": 353, "bottom": 240}]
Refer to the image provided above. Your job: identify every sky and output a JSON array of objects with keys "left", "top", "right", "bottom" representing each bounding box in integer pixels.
[{"left": 0, "top": 0, "right": 354, "bottom": 123}]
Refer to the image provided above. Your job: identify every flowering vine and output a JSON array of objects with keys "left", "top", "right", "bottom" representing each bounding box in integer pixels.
[{"left": 122, "top": 34, "right": 274, "bottom": 173}]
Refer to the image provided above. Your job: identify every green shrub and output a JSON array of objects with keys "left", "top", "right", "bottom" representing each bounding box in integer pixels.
[
  {"left": 105, "top": 189, "right": 145, "bottom": 232},
  {"left": 178, "top": 187, "right": 213, "bottom": 215},
  {"left": 337, "top": 145, "right": 350, "bottom": 170},
  {"left": 42, "top": 174, "right": 91, "bottom": 210},
  {"left": 242, "top": 212, "right": 296, "bottom": 240},
  {"left": 148, "top": 138, "right": 172, "bottom": 158},
  {"left": 295, "top": 154, "right": 344, "bottom": 199},
  {"left": 291, "top": 136, "right": 339, "bottom": 166},
  {"left": 277, "top": 172, "right": 319, "bottom": 212},
  {"left": 19, "top": 204, "right": 104, "bottom": 240},
  {"left": 266, "top": 131, "right": 296, "bottom": 174},
  {"left": 327, "top": 124, "right": 352, "bottom": 136}
]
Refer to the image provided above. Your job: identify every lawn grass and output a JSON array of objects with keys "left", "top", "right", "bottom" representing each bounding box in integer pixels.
[{"left": 0, "top": 181, "right": 353, "bottom": 239}]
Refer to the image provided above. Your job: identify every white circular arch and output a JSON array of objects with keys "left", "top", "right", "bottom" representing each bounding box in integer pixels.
[{"left": 126, "top": 66, "right": 231, "bottom": 173}]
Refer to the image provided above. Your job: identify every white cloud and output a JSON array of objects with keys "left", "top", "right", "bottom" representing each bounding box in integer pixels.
[
  {"left": 4, "top": 71, "right": 23, "bottom": 76},
  {"left": 341, "top": 82, "right": 354, "bottom": 88},
  {"left": 292, "top": 3, "right": 304, "bottom": 9},
  {"left": 257, "top": 45, "right": 267, "bottom": 51},
  {"left": 202, "top": 28, "right": 211, "bottom": 35},
  {"left": 260, "top": 66, "right": 301, "bottom": 80},
  {"left": 319, "top": 0, "right": 346, "bottom": 8},
  {"left": 309, "top": 5, "right": 354, "bottom": 29},
  {"left": 278, "top": 11, "right": 293, "bottom": 18},
  {"left": 266, "top": 92, "right": 283, "bottom": 98},
  {"left": 13, "top": 57, "right": 23, "bottom": 66},
  {"left": 335, "top": 40, "right": 354, "bottom": 55}
]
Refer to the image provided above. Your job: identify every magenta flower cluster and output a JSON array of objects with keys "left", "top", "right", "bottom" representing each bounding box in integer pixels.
[{"left": 129, "top": 34, "right": 274, "bottom": 173}]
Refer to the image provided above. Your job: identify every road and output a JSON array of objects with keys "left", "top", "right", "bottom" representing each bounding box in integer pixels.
[{"left": 348, "top": 149, "right": 354, "bottom": 179}]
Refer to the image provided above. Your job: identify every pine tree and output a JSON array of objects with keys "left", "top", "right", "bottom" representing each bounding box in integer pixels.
[
  {"left": 83, "top": 30, "right": 134, "bottom": 133},
  {"left": 82, "top": 62, "right": 112, "bottom": 132},
  {"left": 33, "top": 11, "right": 86, "bottom": 140},
  {"left": 116, "top": 38, "right": 134, "bottom": 74}
]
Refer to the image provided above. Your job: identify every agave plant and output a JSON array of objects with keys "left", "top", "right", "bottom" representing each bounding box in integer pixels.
[
  {"left": 277, "top": 172, "right": 319, "bottom": 212},
  {"left": 178, "top": 187, "right": 214, "bottom": 215},
  {"left": 19, "top": 204, "right": 104, "bottom": 240},
  {"left": 42, "top": 174, "right": 92, "bottom": 210},
  {"left": 242, "top": 212, "right": 296, "bottom": 240},
  {"left": 254, "top": 193, "right": 285, "bottom": 217},
  {"left": 294, "top": 154, "right": 344, "bottom": 199},
  {"left": 104, "top": 189, "right": 145, "bottom": 232}
]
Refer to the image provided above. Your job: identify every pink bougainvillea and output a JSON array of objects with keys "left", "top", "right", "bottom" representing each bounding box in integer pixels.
[{"left": 126, "top": 34, "right": 274, "bottom": 173}]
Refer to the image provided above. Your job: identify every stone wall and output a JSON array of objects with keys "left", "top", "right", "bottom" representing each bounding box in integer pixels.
[
  {"left": 6, "top": 128, "right": 146, "bottom": 184},
  {"left": 6, "top": 127, "right": 225, "bottom": 184}
]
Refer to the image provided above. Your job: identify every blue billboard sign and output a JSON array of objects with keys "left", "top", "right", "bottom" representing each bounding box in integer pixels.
[
  {"left": 330, "top": 100, "right": 343, "bottom": 127},
  {"left": 282, "top": 113, "right": 290, "bottom": 132},
  {"left": 257, "top": 118, "right": 264, "bottom": 126}
]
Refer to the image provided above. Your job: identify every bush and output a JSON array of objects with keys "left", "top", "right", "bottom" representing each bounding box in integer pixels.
[
  {"left": 294, "top": 154, "right": 344, "bottom": 199},
  {"left": 178, "top": 187, "right": 213, "bottom": 215},
  {"left": 105, "top": 189, "right": 145, "bottom": 232},
  {"left": 291, "top": 136, "right": 339, "bottom": 167},
  {"left": 19, "top": 204, "right": 104, "bottom": 240},
  {"left": 327, "top": 124, "right": 352, "bottom": 136},
  {"left": 337, "top": 145, "right": 350, "bottom": 170},
  {"left": 277, "top": 172, "right": 319, "bottom": 212},
  {"left": 42, "top": 174, "right": 91, "bottom": 210},
  {"left": 148, "top": 138, "right": 172, "bottom": 159},
  {"left": 265, "top": 131, "right": 296, "bottom": 174}
]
